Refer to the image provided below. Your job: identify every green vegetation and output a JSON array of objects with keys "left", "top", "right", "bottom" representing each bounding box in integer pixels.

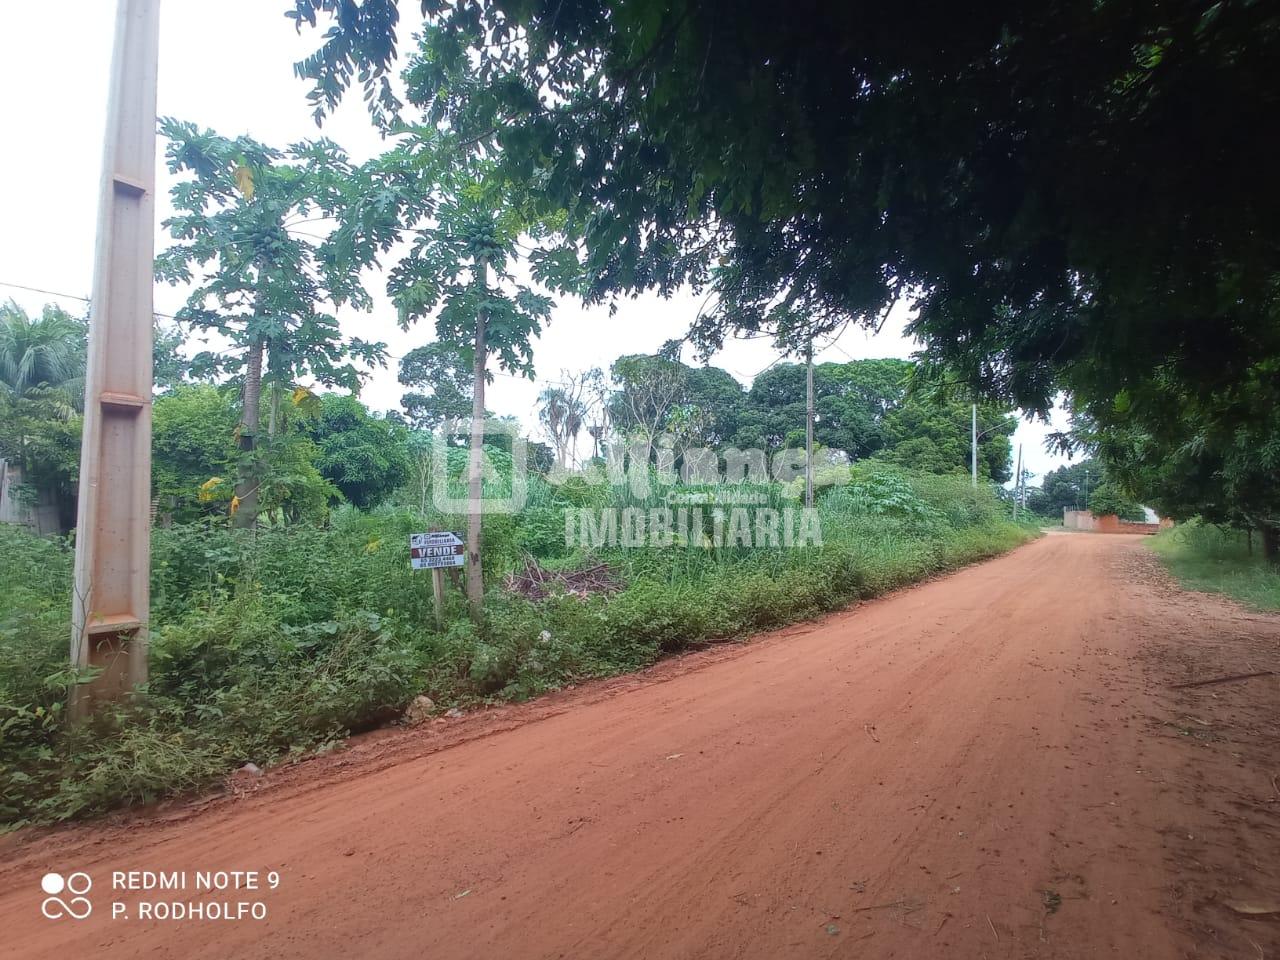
[
  {"left": 287, "top": 1, "right": 1280, "bottom": 558},
  {"left": 12, "top": 0, "right": 1264, "bottom": 831},
  {"left": 1150, "top": 521, "right": 1280, "bottom": 612},
  {"left": 1026, "top": 459, "right": 1146, "bottom": 523},
  {"left": 609, "top": 354, "right": 1015, "bottom": 481},
  {"left": 0, "top": 462, "right": 1030, "bottom": 826}
]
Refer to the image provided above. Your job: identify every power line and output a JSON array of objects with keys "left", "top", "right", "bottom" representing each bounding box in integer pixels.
[
  {"left": 0, "top": 279, "right": 89, "bottom": 303},
  {"left": 0, "top": 279, "right": 182, "bottom": 321}
]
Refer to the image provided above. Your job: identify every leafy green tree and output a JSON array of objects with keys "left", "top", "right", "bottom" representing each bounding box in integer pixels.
[
  {"left": 157, "top": 120, "right": 385, "bottom": 527},
  {"left": 1027, "top": 460, "right": 1098, "bottom": 518},
  {"left": 151, "top": 385, "right": 240, "bottom": 521},
  {"left": 397, "top": 342, "right": 476, "bottom": 431},
  {"left": 1087, "top": 482, "right": 1146, "bottom": 523},
  {"left": 526, "top": 441, "right": 555, "bottom": 475},
  {"left": 734, "top": 359, "right": 910, "bottom": 456},
  {"left": 1087, "top": 370, "right": 1280, "bottom": 560},
  {"left": 289, "top": 1, "right": 1280, "bottom": 537},
  {"left": 608, "top": 352, "right": 745, "bottom": 454},
  {"left": 733, "top": 363, "right": 806, "bottom": 451},
  {"left": 152, "top": 320, "right": 193, "bottom": 393},
  {"left": 816, "top": 360, "right": 912, "bottom": 459},
  {"left": 329, "top": 138, "right": 558, "bottom": 616},
  {"left": 307, "top": 394, "right": 411, "bottom": 509},
  {"left": 290, "top": 1, "right": 1277, "bottom": 404},
  {"left": 681, "top": 365, "right": 745, "bottom": 448},
  {"left": 609, "top": 353, "right": 687, "bottom": 450},
  {"left": 879, "top": 399, "right": 1014, "bottom": 482},
  {"left": 0, "top": 302, "right": 86, "bottom": 528}
]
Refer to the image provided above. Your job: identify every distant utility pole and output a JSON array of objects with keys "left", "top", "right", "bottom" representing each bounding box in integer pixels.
[
  {"left": 70, "top": 0, "right": 160, "bottom": 720},
  {"left": 971, "top": 404, "right": 978, "bottom": 488},
  {"left": 804, "top": 338, "right": 815, "bottom": 508},
  {"left": 1013, "top": 443, "right": 1023, "bottom": 520}
]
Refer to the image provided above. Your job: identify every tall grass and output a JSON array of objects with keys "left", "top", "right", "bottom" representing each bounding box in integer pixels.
[
  {"left": 0, "top": 463, "right": 1032, "bottom": 826},
  {"left": 1150, "top": 520, "right": 1280, "bottom": 611}
]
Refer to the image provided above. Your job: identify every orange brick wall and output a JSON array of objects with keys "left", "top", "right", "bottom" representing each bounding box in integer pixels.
[{"left": 1062, "top": 509, "right": 1166, "bottom": 535}]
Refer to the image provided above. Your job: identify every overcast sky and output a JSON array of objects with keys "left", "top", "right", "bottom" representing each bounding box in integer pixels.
[{"left": 0, "top": 1, "right": 1072, "bottom": 482}]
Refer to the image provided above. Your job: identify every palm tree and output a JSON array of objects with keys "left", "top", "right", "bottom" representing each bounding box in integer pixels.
[
  {"left": 538, "top": 386, "right": 586, "bottom": 469},
  {"left": 0, "top": 301, "right": 86, "bottom": 401},
  {"left": 0, "top": 302, "right": 87, "bottom": 532}
]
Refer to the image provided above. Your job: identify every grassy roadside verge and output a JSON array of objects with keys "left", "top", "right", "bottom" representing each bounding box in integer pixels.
[
  {"left": 1, "top": 466, "right": 1036, "bottom": 827},
  {"left": 1149, "top": 520, "right": 1280, "bottom": 612}
]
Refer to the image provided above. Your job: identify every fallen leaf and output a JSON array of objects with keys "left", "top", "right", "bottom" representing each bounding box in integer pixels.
[{"left": 1225, "top": 901, "right": 1280, "bottom": 916}]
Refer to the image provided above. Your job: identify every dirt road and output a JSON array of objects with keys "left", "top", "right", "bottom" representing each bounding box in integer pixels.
[{"left": 3, "top": 533, "right": 1279, "bottom": 959}]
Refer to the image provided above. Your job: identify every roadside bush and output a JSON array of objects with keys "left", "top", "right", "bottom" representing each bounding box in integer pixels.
[{"left": 0, "top": 466, "right": 1032, "bottom": 826}]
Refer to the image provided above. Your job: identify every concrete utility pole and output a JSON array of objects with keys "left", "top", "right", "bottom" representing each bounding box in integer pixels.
[
  {"left": 971, "top": 403, "right": 978, "bottom": 488},
  {"left": 1013, "top": 443, "right": 1023, "bottom": 520},
  {"left": 70, "top": 0, "right": 161, "bottom": 719},
  {"left": 804, "top": 338, "right": 815, "bottom": 508}
]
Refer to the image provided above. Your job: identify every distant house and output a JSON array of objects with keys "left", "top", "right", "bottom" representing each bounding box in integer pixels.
[{"left": 0, "top": 458, "right": 63, "bottom": 536}]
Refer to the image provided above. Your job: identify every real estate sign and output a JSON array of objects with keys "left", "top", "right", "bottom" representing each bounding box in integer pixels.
[{"left": 409, "top": 532, "right": 465, "bottom": 570}]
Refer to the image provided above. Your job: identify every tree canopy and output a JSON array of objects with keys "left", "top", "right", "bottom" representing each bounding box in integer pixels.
[{"left": 288, "top": 1, "right": 1279, "bottom": 402}]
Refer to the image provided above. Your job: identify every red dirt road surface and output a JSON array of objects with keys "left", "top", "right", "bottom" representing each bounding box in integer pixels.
[{"left": 3, "top": 533, "right": 1279, "bottom": 959}]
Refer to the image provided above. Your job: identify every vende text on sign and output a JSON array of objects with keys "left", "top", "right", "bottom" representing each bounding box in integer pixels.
[{"left": 409, "top": 532, "right": 465, "bottom": 569}]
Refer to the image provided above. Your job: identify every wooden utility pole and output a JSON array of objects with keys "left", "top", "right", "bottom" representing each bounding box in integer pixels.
[
  {"left": 431, "top": 567, "right": 446, "bottom": 629},
  {"left": 465, "top": 258, "right": 489, "bottom": 621},
  {"left": 70, "top": 0, "right": 161, "bottom": 720},
  {"left": 804, "top": 338, "right": 815, "bottom": 508}
]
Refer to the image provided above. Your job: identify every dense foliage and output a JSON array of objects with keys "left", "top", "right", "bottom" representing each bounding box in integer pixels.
[
  {"left": 1026, "top": 458, "right": 1145, "bottom": 523},
  {"left": 0, "top": 463, "right": 1030, "bottom": 825},
  {"left": 157, "top": 120, "right": 387, "bottom": 525},
  {"left": 285, "top": 0, "right": 1280, "bottom": 557},
  {"left": 609, "top": 354, "right": 1015, "bottom": 480},
  {"left": 0, "top": 303, "right": 86, "bottom": 529}
]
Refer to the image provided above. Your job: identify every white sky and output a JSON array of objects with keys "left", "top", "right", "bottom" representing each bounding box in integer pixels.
[{"left": 0, "top": 1, "right": 1070, "bottom": 482}]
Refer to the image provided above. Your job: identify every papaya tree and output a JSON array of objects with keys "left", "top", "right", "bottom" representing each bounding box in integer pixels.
[
  {"left": 330, "top": 135, "right": 557, "bottom": 617},
  {"left": 156, "top": 120, "right": 385, "bottom": 526}
]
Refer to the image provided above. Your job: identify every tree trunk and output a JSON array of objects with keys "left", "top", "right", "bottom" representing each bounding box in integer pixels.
[
  {"left": 465, "top": 261, "right": 489, "bottom": 621},
  {"left": 234, "top": 335, "right": 265, "bottom": 528},
  {"left": 267, "top": 381, "right": 281, "bottom": 437},
  {"left": 1262, "top": 524, "right": 1279, "bottom": 565}
]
